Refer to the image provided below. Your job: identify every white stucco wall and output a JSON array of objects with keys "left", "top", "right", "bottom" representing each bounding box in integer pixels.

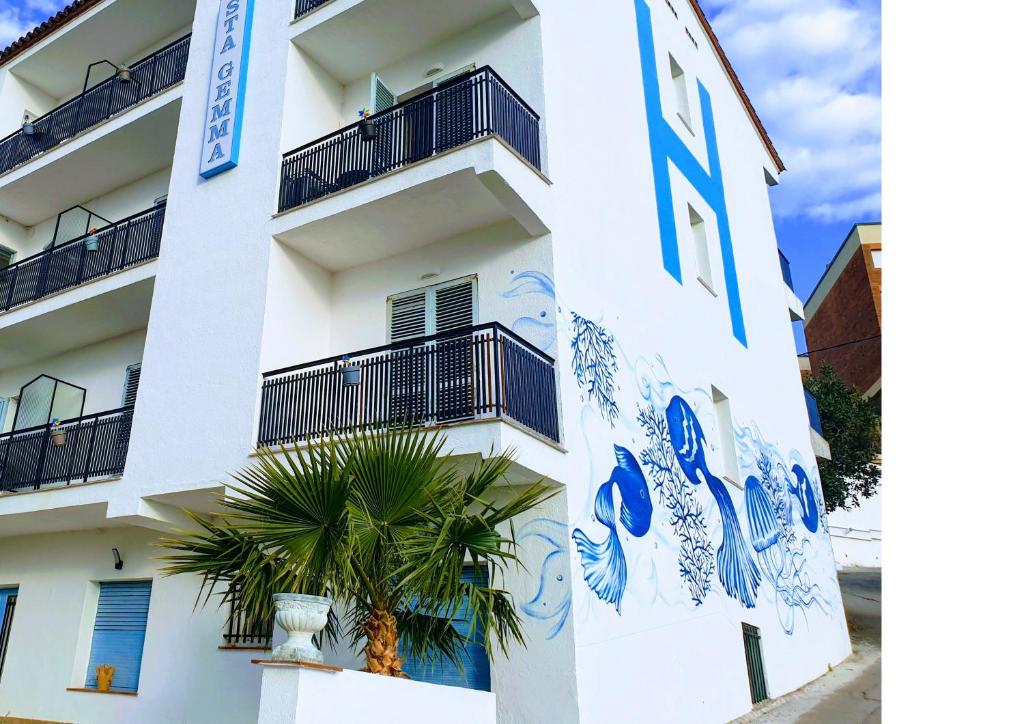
[
  {"left": 828, "top": 491, "right": 882, "bottom": 569},
  {"left": 0, "top": 0, "right": 851, "bottom": 722}
]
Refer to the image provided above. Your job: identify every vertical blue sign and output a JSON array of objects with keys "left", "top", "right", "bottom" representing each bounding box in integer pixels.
[{"left": 200, "top": 0, "right": 255, "bottom": 179}]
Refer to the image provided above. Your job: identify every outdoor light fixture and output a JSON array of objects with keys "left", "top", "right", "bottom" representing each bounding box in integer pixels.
[{"left": 112, "top": 548, "right": 124, "bottom": 570}]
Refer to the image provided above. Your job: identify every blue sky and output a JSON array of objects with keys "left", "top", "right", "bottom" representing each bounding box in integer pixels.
[{"left": 1, "top": 0, "right": 881, "bottom": 326}]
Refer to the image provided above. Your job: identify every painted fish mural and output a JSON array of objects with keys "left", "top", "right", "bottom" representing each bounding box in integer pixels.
[
  {"left": 520, "top": 518, "right": 573, "bottom": 640},
  {"left": 666, "top": 396, "right": 761, "bottom": 608},
  {"left": 789, "top": 464, "right": 819, "bottom": 534},
  {"left": 572, "top": 445, "right": 653, "bottom": 613}
]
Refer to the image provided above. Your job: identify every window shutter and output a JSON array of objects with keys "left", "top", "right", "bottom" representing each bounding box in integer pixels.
[
  {"left": 122, "top": 364, "right": 142, "bottom": 408},
  {"left": 0, "top": 398, "right": 8, "bottom": 432},
  {"left": 389, "top": 292, "right": 427, "bottom": 342},
  {"left": 434, "top": 280, "right": 475, "bottom": 333},
  {"left": 370, "top": 72, "right": 396, "bottom": 115},
  {"left": 85, "top": 581, "right": 152, "bottom": 693},
  {"left": 400, "top": 567, "right": 491, "bottom": 691},
  {"left": 0, "top": 246, "right": 14, "bottom": 269}
]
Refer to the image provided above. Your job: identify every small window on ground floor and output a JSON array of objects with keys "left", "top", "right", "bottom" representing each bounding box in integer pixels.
[
  {"left": 85, "top": 580, "right": 153, "bottom": 693},
  {"left": 742, "top": 622, "right": 769, "bottom": 704},
  {"left": 222, "top": 589, "right": 273, "bottom": 649}
]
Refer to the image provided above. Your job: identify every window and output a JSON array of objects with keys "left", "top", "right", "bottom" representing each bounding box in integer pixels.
[
  {"left": 0, "top": 245, "right": 14, "bottom": 269},
  {"left": 387, "top": 276, "right": 477, "bottom": 342},
  {"left": 689, "top": 205, "right": 714, "bottom": 293},
  {"left": 0, "top": 587, "right": 17, "bottom": 683},
  {"left": 669, "top": 54, "right": 693, "bottom": 132},
  {"left": 370, "top": 72, "right": 396, "bottom": 114},
  {"left": 400, "top": 567, "right": 491, "bottom": 691},
  {"left": 870, "top": 249, "right": 881, "bottom": 268},
  {"left": 742, "top": 623, "right": 769, "bottom": 704},
  {"left": 85, "top": 581, "right": 152, "bottom": 693},
  {"left": 712, "top": 385, "right": 739, "bottom": 484}
]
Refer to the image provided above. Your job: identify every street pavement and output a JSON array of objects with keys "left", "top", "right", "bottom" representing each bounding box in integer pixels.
[{"left": 733, "top": 568, "right": 881, "bottom": 723}]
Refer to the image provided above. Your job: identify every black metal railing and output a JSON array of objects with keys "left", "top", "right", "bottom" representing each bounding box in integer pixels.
[
  {"left": 295, "top": 0, "right": 331, "bottom": 17},
  {"left": 258, "top": 322, "right": 559, "bottom": 446},
  {"left": 0, "top": 406, "right": 134, "bottom": 493},
  {"left": 0, "top": 203, "right": 165, "bottom": 313},
  {"left": 804, "top": 388, "right": 823, "bottom": 436},
  {"left": 279, "top": 66, "right": 542, "bottom": 211},
  {"left": 223, "top": 594, "right": 273, "bottom": 649},
  {"left": 0, "top": 34, "right": 191, "bottom": 176},
  {"left": 779, "top": 249, "right": 794, "bottom": 291}
]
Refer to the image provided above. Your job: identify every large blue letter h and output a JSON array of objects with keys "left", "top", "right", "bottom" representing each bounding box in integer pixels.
[{"left": 634, "top": 0, "right": 747, "bottom": 346}]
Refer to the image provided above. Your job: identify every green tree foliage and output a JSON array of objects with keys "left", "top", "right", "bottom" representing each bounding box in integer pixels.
[
  {"left": 157, "top": 428, "right": 555, "bottom": 676},
  {"left": 804, "top": 364, "right": 881, "bottom": 512}
]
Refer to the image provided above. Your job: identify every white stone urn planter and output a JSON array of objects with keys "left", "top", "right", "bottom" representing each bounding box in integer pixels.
[{"left": 271, "top": 593, "right": 331, "bottom": 664}]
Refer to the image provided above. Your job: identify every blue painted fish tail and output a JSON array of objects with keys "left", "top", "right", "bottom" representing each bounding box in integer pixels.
[
  {"left": 707, "top": 473, "right": 761, "bottom": 608},
  {"left": 572, "top": 525, "right": 627, "bottom": 614}
]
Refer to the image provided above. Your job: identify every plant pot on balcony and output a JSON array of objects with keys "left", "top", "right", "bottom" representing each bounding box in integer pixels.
[
  {"left": 96, "top": 664, "right": 115, "bottom": 693},
  {"left": 84, "top": 231, "right": 100, "bottom": 253},
  {"left": 50, "top": 428, "right": 66, "bottom": 446},
  {"left": 271, "top": 593, "right": 331, "bottom": 664},
  {"left": 341, "top": 363, "right": 361, "bottom": 386},
  {"left": 21, "top": 121, "right": 35, "bottom": 136},
  {"left": 358, "top": 118, "right": 377, "bottom": 142}
]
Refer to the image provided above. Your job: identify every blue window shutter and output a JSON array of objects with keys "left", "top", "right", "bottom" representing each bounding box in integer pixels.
[
  {"left": 401, "top": 567, "right": 491, "bottom": 691},
  {"left": 85, "top": 581, "right": 152, "bottom": 692},
  {"left": 0, "top": 587, "right": 18, "bottom": 683}
]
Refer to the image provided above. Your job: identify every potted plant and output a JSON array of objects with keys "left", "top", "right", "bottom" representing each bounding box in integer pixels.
[
  {"left": 96, "top": 663, "right": 115, "bottom": 692},
  {"left": 49, "top": 418, "right": 65, "bottom": 446},
  {"left": 340, "top": 356, "right": 361, "bottom": 386},
  {"left": 84, "top": 228, "right": 100, "bottom": 253},
  {"left": 158, "top": 428, "right": 555, "bottom": 679},
  {"left": 21, "top": 114, "right": 35, "bottom": 136},
  {"left": 357, "top": 107, "right": 377, "bottom": 142}
]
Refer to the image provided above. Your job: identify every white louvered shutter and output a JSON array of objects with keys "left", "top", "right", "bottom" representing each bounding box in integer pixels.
[
  {"left": 389, "top": 291, "right": 428, "bottom": 342},
  {"left": 370, "top": 72, "right": 396, "bottom": 115},
  {"left": 122, "top": 364, "right": 142, "bottom": 408},
  {"left": 434, "top": 280, "right": 475, "bottom": 333}
]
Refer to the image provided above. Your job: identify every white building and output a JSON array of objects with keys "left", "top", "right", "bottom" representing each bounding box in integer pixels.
[{"left": 0, "top": 1, "right": 851, "bottom": 722}]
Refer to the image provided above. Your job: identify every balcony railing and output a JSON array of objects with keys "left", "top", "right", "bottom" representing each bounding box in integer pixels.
[
  {"left": 804, "top": 388, "right": 823, "bottom": 436},
  {"left": 0, "top": 407, "right": 133, "bottom": 493},
  {"left": 279, "top": 66, "right": 542, "bottom": 212},
  {"left": 295, "top": 0, "right": 330, "bottom": 17},
  {"left": 779, "top": 249, "right": 794, "bottom": 291},
  {"left": 0, "top": 34, "right": 191, "bottom": 176},
  {"left": 258, "top": 322, "right": 560, "bottom": 447},
  {"left": 0, "top": 203, "right": 165, "bottom": 313}
]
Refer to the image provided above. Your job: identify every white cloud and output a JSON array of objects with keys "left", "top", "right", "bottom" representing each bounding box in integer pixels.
[
  {"left": 704, "top": 0, "right": 881, "bottom": 222},
  {"left": 0, "top": 2, "right": 65, "bottom": 48}
]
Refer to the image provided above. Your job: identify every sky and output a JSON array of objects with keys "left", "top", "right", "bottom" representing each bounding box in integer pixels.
[{"left": 1, "top": 0, "right": 881, "bottom": 326}]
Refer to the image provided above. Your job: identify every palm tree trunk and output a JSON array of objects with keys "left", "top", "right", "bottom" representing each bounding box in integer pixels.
[{"left": 362, "top": 609, "right": 406, "bottom": 677}]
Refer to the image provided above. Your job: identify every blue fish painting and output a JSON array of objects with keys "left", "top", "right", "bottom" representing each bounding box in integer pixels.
[
  {"left": 666, "top": 396, "right": 761, "bottom": 608},
  {"left": 572, "top": 445, "right": 653, "bottom": 613},
  {"left": 520, "top": 518, "right": 573, "bottom": 640},
  {"left": 789, "top": 464, "right": 820, "bottom": 533}
]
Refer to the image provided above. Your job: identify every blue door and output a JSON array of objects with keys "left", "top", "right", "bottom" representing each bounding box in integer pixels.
[{"left": 401, "top": 567, "right": 491, "bottom": 691}]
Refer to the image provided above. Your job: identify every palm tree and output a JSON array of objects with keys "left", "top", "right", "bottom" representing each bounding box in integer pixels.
[{"left": 157, "top": 427, "right": 556, "bottom": 677}]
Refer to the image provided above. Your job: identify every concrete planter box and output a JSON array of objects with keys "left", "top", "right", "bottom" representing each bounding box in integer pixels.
[{"left": 256, "top": 662, "right": 496, "bottom": 724}]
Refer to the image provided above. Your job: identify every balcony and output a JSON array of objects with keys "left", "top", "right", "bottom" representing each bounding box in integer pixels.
[
  {"left": 1, "top": 203, "right": 164, "bottom": 314},
  {"left": 0, "top": 35, "right": 191, "bottom": 177},
  {"left": 279, "top": 67, "right": 541, "bottom": 212},
  {"left": 804, "top": 387, "right": 831, "bottom": 460},
  {"left": 0, "top": 407, "right": 133, "bottom": 494},
  {"left": 258, "top": 322, "right": 559, "bottom": 447},
  {"left": 295, "top": 0, "right": 331, "bottom": 17}
]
